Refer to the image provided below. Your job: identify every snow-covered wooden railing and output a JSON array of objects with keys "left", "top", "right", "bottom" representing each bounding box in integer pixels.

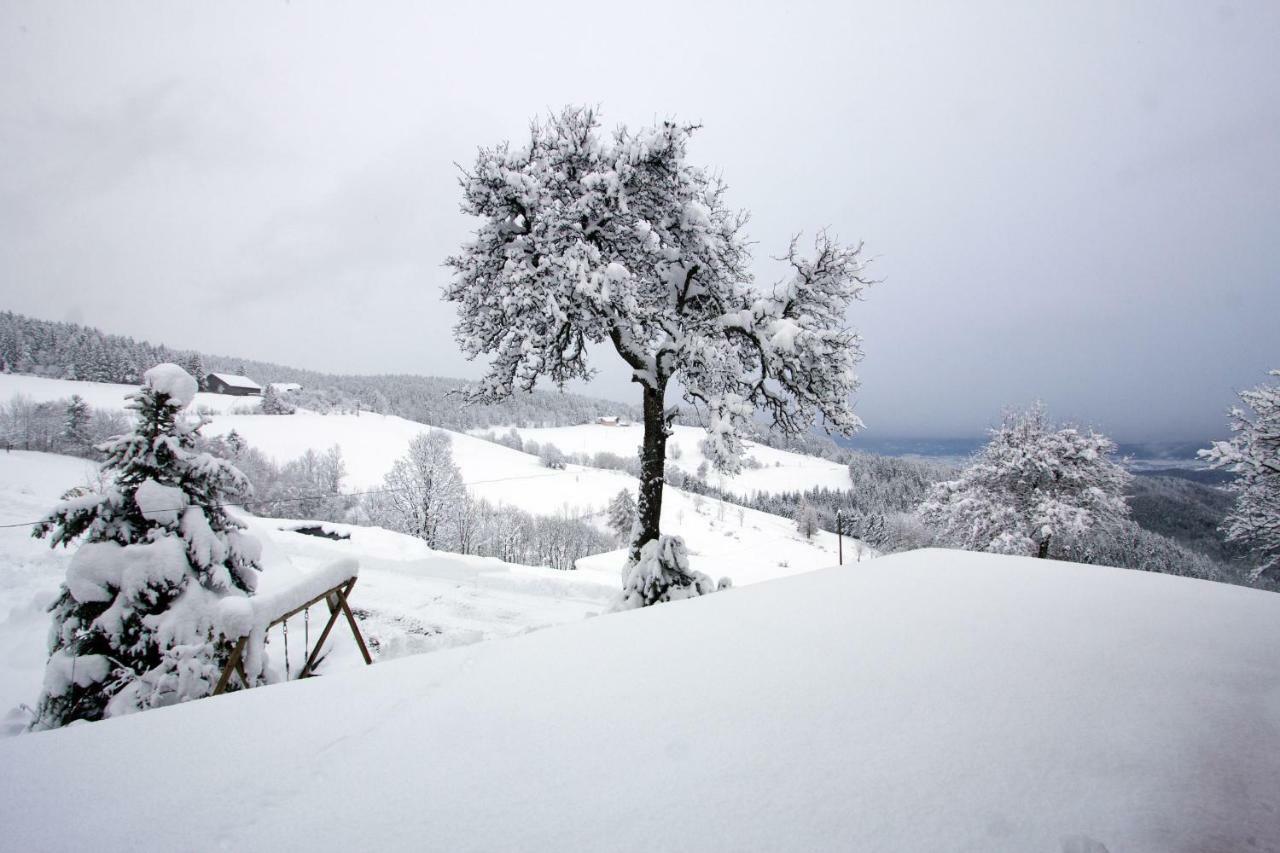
[{"left": 212, "top": 558, "right": 372, "bottom": 695}]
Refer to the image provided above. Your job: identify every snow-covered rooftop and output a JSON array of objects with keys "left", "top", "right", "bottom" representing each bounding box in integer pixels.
[
  {"left": 2, "top": 548, "right": 1277, "bottom": 851},
  {"left": 206, "top": 372, "right": 262, "bottom": 391}
]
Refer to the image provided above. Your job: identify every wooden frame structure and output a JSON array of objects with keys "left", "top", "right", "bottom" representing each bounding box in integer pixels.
[{"left": 213, "top": 576, "right": 372, "bottom": 695}]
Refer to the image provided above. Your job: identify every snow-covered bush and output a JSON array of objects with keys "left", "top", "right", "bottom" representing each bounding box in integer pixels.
[
  {"left": 30, "top": 364, "right": 262, "bottom": 729},
  {"left": 918, "top": 403, "right": 1131, "bottom": 558},
  {"left": 613, "top": 536, "right": 725, "bottom": 610},
  {"left": 1201, "top": 369, "right": 1280, "bottom": 580},
  {"left": 260, "top": 383, "right": 296, "bottom": 415}
]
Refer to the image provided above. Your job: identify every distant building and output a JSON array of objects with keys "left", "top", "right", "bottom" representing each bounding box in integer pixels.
[
  {"left": 205, "top": 372, "right": 263, "bottom": 396},
  {"left": 596, "top": 416, "right": 620, "bottom": 426},
  {"left": 269, "top": 382, "right": 302, "bottom": 394}
]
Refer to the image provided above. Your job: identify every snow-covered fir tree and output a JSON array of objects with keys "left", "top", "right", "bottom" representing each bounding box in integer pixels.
[
  {"left": 446, "top": 106, "right": 872, "bottom": 605},
  {"left": 607, "top": 488, "right": 637, "bottom": 541},
  {"left": 1200, "top": 369, "right": 1280, "bottom": 580},
  {"left": 30, "top": 364, "right": 262, "bottom": 729},
  {"left": 367, "top": 430, "right": 465, "bottom": 549},
  {"left": 61, "top": 394, "right": 92, "bottom": 455},
  {"left": 918, "top": 403, "right": 1131, "bottom": 558}
]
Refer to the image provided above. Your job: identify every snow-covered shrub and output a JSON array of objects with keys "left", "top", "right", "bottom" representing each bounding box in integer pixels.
[
  {"left": 1201, "top": 369, "right": 1280, "bottom": 580},
  {"left": 539, "top": 444, "right": 567, "bottom": 469},
  {"left": 260, "top": 383, "right": 296, "bottom": 415},
  {"left": 918, "top": 403, "right": 1131, "bottom": 558},
  {"left": 30, "top": 364, "right": 262, "bottom": 729},
  {"left": 614, "top": 536, "right": 724, "bottom": 610}
]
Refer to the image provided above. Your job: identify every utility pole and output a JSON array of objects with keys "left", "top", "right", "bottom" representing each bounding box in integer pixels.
[{"left": 836, "top": 508, "right": 843, "bottom": 565}]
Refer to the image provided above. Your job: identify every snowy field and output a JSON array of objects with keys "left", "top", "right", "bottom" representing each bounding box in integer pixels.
[
  {"left": 499, "top": 422, "right": 853, "bottom": 496},
  {"left": 2, "top": 548, "right": 1277, "bottom": 851},
  {"left": 0, "top": 372, "right": 261, "bottom": 415},
  {"left": 0, "top": 451, "right": 616, "bottom": 732}
]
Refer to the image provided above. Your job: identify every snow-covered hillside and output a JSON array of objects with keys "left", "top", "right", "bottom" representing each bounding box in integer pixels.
[
  {"left": 501, "top": 422, "right": 852, "bottom": 496},
  {"left": 0, "top": 372, "right": 261, "bottom": 415},
  {"left": 0, "top": 451, "right": 616, "bottom": 731},
  {"left": 0, "top": 374, "right": 869, "bottom": 583},
  {"left": 3, "top": 549, "right": 1277, "bottom": 852}
]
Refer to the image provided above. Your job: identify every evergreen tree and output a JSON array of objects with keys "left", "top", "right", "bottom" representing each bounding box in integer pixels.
[
  {"left": 61, "top": 394, "right": 92, "bottom": 456},
  {"left": 1201, "top": 369, "right": 1280, "bottom": 580},
  {"left": 918, "top": 403, "right": 1131, "bottom": 558},
  {"left": 30, "top": 364, "right": 262, "bottom": 729},
  {"left": 607, "top": 489, "right": 637, "bottom": 541}
]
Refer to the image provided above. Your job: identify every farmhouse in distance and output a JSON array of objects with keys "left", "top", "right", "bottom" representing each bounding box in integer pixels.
[{"left": 204, "top": 372, "right": 263, "bottom": 396}]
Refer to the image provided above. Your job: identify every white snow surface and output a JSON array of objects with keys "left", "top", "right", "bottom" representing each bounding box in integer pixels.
[
  {"left": 0, "top": 451, "right": 616, "bottom": 733},
  {"left": 0, "top": 376, "right": 869, "bottom": 584},
  {"left": 142, "top": 363, "right": 198, "bottom": 408},
  {"left": 2, "top": 549, "right": 1278, "bottom": 851},
  {"left": 0, "top": 372, "right": 259, "bottom": 414}
]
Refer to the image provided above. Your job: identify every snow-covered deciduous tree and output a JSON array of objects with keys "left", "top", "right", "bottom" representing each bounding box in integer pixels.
[
  {"left": 607, "top": 488, "right": 637, "bottom": 541},
  {"left": 445, "top": 107, "right": 873, "bottom": 603},
  {"left": 260, "top": 384, "right": 295, "bottom": 415},
  {"left": 30, "top": 364, "right": 262, "bottom": 729},
  {"left": 794, "top": 499, "right": 820, "bottom": 540},
  {"left": 1200, "top": 370, "right": 1280, "bottom": 580},
  {"left": 367, "top": 430, "right": 465, "bottom": 549},
  {"left": 918, "top": 403, "right": 1131, "bottom": 559}
]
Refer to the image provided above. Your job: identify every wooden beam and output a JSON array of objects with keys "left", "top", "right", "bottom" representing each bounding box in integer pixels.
[{"left": 213, "top": 636, "right": 248, "bottom": 696}]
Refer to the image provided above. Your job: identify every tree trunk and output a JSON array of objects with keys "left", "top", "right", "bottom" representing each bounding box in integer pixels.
[
  {"left": 1037, "top": 536, "right": 1051, "bottom": 559},
  {"left": 629, "top": 382, "right": 669, "bottom": 564}
]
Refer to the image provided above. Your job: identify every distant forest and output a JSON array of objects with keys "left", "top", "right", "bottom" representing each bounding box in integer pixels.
[{"left": 0, "top": 310, "right": 638, "bottom": 430}]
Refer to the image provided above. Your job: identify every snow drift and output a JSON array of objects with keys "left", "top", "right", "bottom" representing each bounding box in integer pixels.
[{"left": 1, "top": 548, "right": 1277, "bottom": 851}]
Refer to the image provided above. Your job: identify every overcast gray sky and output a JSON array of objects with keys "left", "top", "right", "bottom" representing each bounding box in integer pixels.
[{"left": 1, "top": 1, "right": 1276, "bottom": 441}]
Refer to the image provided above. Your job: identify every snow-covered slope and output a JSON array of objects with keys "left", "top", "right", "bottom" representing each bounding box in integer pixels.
[
  {"left": 501, "top": 422, "right": 852, "bottom": 496},
  {"left": 0, "top": 372, "right": 261, "bottom": 415},
  {"left": 0, "top": 451, "right": 615, "bottom": 730},
  {"left": 3, "top": 549, "right": 1277, "bottom": 852},
  {"left": 204, "top": 412, "right": 869, "bottom": 585},
  {"left": 0, "top": 376, "right": 870, "bottom": 584}
]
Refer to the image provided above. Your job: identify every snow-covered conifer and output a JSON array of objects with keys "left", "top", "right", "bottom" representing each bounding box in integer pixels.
[
  {"left": 1200, "top": 370, "right": 1280, "bottom": 580},
  {"left": 607, "top": 489, "right": 637, "bottom": 541},
  {"left": 61, "top": 394, "right": 92, "bottom": 455},
  {"left": 613, "top": 536, "right": 722, "bottom": 610},
  {"left": 30, "top": 364, "right": 262, "bottom": 728},
  {"left": 918, "top": 403, "right": 1131, "bottom": 558},
  {"left": 446, "top": 107, "right": 872, "bottom": 605}
]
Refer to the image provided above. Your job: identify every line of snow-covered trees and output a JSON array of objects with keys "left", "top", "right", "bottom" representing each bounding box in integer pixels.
[{"left": 0, "top": 310, "right": 638, "bottom": 431}]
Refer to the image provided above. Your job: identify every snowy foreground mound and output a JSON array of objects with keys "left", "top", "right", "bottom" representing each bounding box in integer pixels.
[{"left": 3, "top": 550, "right": 1278, "bottom": 852}]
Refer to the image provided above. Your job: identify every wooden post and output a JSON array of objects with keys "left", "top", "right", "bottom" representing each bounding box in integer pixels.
[{"left": 837, "top": 509, "right": 843, "bottom": 566}]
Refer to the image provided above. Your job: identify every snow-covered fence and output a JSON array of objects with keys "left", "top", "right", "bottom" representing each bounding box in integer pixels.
[{"left": 213, "top": 558, "right": 371, "bottom": 695}]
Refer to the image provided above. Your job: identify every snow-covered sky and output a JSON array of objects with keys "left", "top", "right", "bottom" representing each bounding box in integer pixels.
[{"left": 1, "top": 2, "right": 1276, "bottom": 441}]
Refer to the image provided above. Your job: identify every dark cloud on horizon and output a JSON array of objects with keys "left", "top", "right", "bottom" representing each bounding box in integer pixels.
[{"left": 1, "top": 1, "right": 1277, "bottom": 441}]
